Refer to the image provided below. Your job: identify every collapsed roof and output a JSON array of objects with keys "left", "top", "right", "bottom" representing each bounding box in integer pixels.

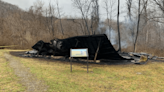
[{"left": 32, "top": 34, "right": 128, "bottom": 60}]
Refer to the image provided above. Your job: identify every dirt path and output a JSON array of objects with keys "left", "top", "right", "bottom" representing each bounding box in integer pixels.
[{"left": 4, "top": 53, "right": 48, "bottom": 92}]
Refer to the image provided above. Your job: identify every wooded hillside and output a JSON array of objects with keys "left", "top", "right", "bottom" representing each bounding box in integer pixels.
[{"left": 0, "top": 0, "right": 164, "bottom": 57}]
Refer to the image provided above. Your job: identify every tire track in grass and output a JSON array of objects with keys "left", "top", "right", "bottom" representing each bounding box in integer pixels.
[{"left": 4, "top": 53, "right": 48, "bottom": 92}]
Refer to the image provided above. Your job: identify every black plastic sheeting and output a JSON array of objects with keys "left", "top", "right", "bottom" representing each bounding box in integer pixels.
[{"left": 32, "top": 34, "right": 128, "bottom": 60}]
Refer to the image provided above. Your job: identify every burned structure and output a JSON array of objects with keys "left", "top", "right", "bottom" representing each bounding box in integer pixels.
[{"left": 29, "top": 34, "right": 128, "bottom": 60}]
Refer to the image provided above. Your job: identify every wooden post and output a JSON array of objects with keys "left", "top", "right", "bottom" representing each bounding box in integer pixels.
[
  {"left": 70, "top": 57, "right": 72, "bottom": 72},
  {"left": 87, "top": 57, "right": 89, "bottom": 73},
  {"left": 94, "top": 38, "right": 101, "bottom": 62}
]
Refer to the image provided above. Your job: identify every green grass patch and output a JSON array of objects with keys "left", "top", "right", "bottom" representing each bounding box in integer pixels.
[{"left": 3, "top": 49, "right": 164, "bottom": 92}]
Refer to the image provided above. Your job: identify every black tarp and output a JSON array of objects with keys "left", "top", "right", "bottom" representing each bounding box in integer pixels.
[{"left": 50, "top": 34, "right": 127, "bottom": 60}]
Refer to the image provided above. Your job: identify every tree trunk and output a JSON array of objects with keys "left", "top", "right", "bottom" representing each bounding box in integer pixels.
[
  {"left": 57, "top": 2, "right": 64, "bottom": 36},
  {"left": 117, "top": 0, "right": 121, "bottom": 52},
  {"left": 134, "top": 0, "right": 141, "bottom": 52}
]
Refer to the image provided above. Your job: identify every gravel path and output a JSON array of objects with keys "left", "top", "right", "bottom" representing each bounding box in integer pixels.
[{"left": 4, "top": 53, "right": 48, "bottom": 92}]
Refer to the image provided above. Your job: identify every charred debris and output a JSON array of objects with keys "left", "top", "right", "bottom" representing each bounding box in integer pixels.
[{"left": 24, "top": 34, "right": 158, "bottom": 64}]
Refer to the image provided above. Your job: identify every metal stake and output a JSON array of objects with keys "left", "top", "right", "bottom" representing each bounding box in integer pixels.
[
  {"left": 70, "top": 57, "right": 72, "bottom": 72},
  {"left": 87, "top": 57, "right": 89, "bottom": 73}
]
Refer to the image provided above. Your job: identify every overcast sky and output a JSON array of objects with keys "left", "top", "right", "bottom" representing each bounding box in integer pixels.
[{"left": 2, "top": 0, "right": 127, "bottom": 21}]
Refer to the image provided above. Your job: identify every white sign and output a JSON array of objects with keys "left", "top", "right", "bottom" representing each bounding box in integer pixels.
[{"left": 70, "top": 48, "right": 88, "bottom": 57}]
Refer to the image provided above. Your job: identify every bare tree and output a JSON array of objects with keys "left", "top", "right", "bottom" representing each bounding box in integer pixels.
[
  {"left": 133, "top": 0, "right": 141, "bottom": 52},
  {"left": 126, "top": 0, "right": 133, "bottom": 20},
  {"left": 91, "top": 0, "right": 99, "bottom": 35},
  {"left": 48, "top": 3, "right": 56, "bottom": 37},
  {"left": 103, "top": 0, "right": 116, "bottom": 40},
  {"left": 72, "top": 0, "right": 99, "bottom": 35},
  {"left": 72, "top": 0, "right": 92, "bottom": 35},
  {"left": 56, "top": 0, "right": 64, "bottom": 36},
  {"left": 117, "top": 0, "right": 121, "bottom": 52},
  {"left": 134, "top": 0, "right": 148, "bottom": 52},
  {"left": 153, "top": 0, "right": 164, "bottom": 13}
]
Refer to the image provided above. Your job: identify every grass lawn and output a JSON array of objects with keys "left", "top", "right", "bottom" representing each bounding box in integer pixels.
[
  {"left": 1, "top": 49, "right": 164, "bottom": 92},
  {"left": 0, "top": 50, "right": 25, "bottom": 92}
]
